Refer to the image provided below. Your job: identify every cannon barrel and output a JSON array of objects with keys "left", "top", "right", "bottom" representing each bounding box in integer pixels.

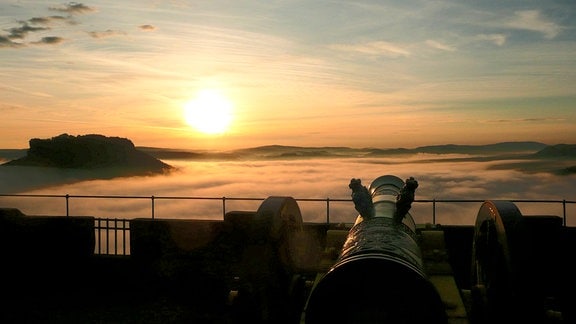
[{"left": 305, "top": 175, "right": 447, "bottom": 324}]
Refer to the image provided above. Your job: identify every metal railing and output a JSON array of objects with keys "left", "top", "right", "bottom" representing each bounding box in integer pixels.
[
  {"left": 1, "top": 193, "right": 574, "bottom": 255},
  {"left": 95, "top": 218, "right": 130, "bottom": 255}
]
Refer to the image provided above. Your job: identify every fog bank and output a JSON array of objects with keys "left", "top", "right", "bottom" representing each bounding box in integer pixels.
[{"left": 1, "top": 155, "right": 574, "bottom": 225}]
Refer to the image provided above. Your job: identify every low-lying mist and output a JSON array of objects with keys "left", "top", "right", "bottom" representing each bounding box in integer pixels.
[{"left": 1, "top": 155, "right": 574, "bottom": 225}]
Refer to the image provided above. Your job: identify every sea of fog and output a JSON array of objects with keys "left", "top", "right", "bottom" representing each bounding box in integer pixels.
[{"left": 1, "top": 155, "right": 575, "bottom": 225}]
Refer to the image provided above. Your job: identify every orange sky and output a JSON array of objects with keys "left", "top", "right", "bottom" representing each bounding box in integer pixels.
[{"left": 1, "top": 1, "right": 575, "bottom": 150}]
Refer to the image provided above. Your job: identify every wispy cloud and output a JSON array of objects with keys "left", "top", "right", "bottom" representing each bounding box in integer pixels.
[
  {"left": 425, "top": 40, "right": 456, "bottom": 52},
  {"left": 507, "top": 10, "right": 562, "bottom": 39},
  {"left": 0, "top": 2, "right": 98, "bottom": 48},
  {"left": 7, "top": 23, "right": 49, "bottom": 39},
  {"left": 0, "top": 84, "right": 53, "bottom": 97},
  {"left": 329, "top": 41, "right": 411, "bottom": 58},
  {"left": 27, "top": 16, "right": 68, "bottom": 25},
  {"left": 0, "top": 15, "right": 71, "bottom": 48},
  {"left": 0, "top": 35, "right": 23, "bottom": 48},
  {"left": 139, "top": 25, "right": 156, "bottom": 32},
  {"left": 87, "top": 30, "right": 126, "bottom": 39},
  {"left": 486, "top": 117, "right": 565, "bottom": 123},
  {"left": 31, "top": 36, "right": 65, "bottom": 45},
  {"left": 48, "top": 2, "right": 96, "bottom": 15},
  {"left": 475, "top": 33, "right": 507, "bottom": 46}
]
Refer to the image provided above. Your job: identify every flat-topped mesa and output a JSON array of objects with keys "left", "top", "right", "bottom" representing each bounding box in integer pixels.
[{"left": 2, "top": 133, "right": 172, "bottom": 173}]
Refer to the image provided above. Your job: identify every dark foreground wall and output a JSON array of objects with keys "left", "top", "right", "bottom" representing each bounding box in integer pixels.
[
  {"left": 0, "top": 208, "right": 97, "bottom": 322},
  {"left": 0, "top": 208, "right": 95, "bottom": 260},
  {"left": 2, "top": 207, "right": 574, "bottom": 323}
]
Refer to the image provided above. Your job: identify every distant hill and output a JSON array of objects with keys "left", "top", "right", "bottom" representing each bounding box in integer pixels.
[
  {"left": 533, "top": 145, "right": 576, "bottom": 175},
  {"left": 231, "top": 145, "right": 360, "bottom": 158},
  {"left": 235, "top": 142, "right": 549, "bottom": 158},
  {"left": 533, "top": 144, "right": 576, "bottom": 158},
  {"left": 0, "top": 149, "right": 27, "bottom": 161},
  {"left": 2, "top": 134, "right": 172, "bottom": 175},
  {"left": 413, "top": 142, "right": 547, "bottom": 154},
  {"left": 2, "top": 139, "right": 566, "bottom": 163},
  {"left": 136, "top": 141, "right": 551, "bottom": 161},
  {"left": 558, "top": 166, "right": 576, "bottom": 175},
  {"left": 136, "top": 141, "right": 572, "bottom": 177},
  {"left": 138, "top": 147, "right": 239, "bottom": 160}
]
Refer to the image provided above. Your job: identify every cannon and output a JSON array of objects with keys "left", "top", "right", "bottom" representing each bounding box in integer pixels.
[{"left": 304, "top": 175, "right": 448, "bottom": 324}]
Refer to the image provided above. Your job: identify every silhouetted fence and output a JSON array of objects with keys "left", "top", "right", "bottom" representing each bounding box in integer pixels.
[
  {"left": 95, "top": 217, "right": 130, "bottom": 255},
  {"left": 1, "top": 193, "right": 574, "bottom": 255}
]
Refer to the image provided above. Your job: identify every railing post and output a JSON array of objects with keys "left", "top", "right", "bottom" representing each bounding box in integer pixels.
[
  {"left": 114, "top": 219, "right": 118, "bottom": 256},
  {"left": 222, "top": 197, "right": 226, "bottom": 218},
  {"left": 326, "top": 197, "right": 330, "bottom": 225},
  {"left": 151, "top": 195, "right": 155, "bottom": 219},
  {"left": 65, "top": 194, "right": 69, "bottom": 217},
  {"left": 123, "top": 219, "right": 127, "bottom": 255},
  {"left": 563, "top": 199, "right": 567, "bottom": 226},
  {"left": 95, "top": 218, "right": 100, "bottom": 254},
  {"left": 432, "top": 198, "right": 436, "bottom": 225},
  {"left": 105, "top": 218, "right": 110, "bottom": 254}
]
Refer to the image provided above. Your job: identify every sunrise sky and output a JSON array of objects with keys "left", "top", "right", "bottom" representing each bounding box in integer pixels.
[{"left": 1, "top": 1, "right": 575, "bottom": 150}]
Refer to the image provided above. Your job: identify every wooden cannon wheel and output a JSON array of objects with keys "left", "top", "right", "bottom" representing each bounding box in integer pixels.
[
  {"left": 254, "top": 196, "right": 305, "bottom": 273},
  {"left": 470, "top": 200, "right": 536, "bottom": 323},
  {"left": 231, "top": 196, "right": 305, "bottom": 323}
]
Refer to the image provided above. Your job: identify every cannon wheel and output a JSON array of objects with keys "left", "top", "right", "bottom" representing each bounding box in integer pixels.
[
  {"left": 470, "top": 200, "right": 534, "bottom": 323},
  {"left": 254, "top": 196, "right": 304, "bottom": 273},
  {"left": 233, "top": 197, "right": 305, "bottom": 323}
]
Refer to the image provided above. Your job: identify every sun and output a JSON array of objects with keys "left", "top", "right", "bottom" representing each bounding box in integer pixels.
[{"left": 183, "top": 89, "right": 234, "bottom": 134}]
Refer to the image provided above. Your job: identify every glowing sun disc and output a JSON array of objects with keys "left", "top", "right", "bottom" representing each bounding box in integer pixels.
[{"left": 184, "top": 89, "right": 233, "bottom": 134}]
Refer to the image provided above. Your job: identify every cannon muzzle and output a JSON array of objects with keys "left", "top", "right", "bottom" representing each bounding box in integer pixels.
[{"left": 305, "top": 175, "right": 447, "bottom": 324}]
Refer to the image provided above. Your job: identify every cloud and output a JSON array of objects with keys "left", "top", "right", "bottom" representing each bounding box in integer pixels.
[
  {"left": 31, "top": 36, "right": 65, "bottom": 45},
  {"left": 425, "top": 40, "right": 456, "bottom": 52},
  {"left": 49, "top": 2, "right": 96, "bottom": 15},
  {"left": 329, "top": 41, "right": 411, "bottom": 58},
  {"left": 507, "top": 10, "right": 562, "bottom": 39},
  {"left": 0, "top": 84, "right": 53, "bottom": 97},
  {"left": 476, "top": 33, "right": 507, "bottom": 46},
  {"left": 7, "top": 23, "right": 49, "bottom": 39},
  {"left": 139, "top": 25, "right": 156, "bottom": 32},
  {"left": 27, "top": 16, "right": 68, "bottom": 25},
  {"left": 0, "top": 36, "right": 24, "bottom": 48},
  {"left": 486, "top": 117, "right": 565, "bottom": 123},
  {"left": 0, "top": 3, "right": 99, "bottom": 49},
  {"left": 87, "top": 30, "right": 126, "bottom": 39},
  {"left": 0, "top": 20, "right": 64, "bottom": 47},
  {"left": 0, "top": 103, "right": 24, "bottom": 112}
]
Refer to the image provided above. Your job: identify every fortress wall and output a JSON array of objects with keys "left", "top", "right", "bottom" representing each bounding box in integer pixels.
[{"left": 0, "top": 208, "right": 95, "bottom": 259}]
